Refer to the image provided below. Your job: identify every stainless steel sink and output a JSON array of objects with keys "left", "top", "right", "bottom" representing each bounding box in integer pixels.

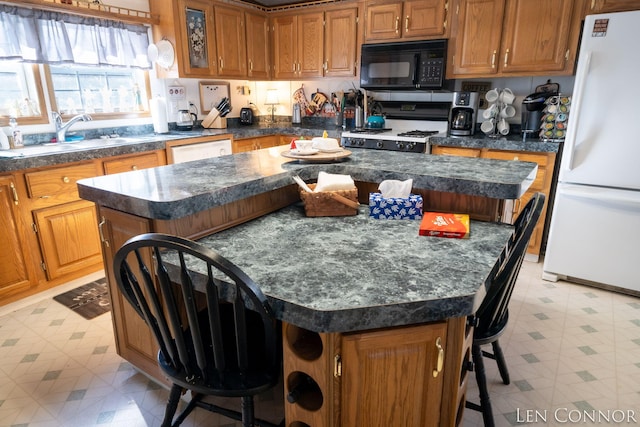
[{"left": 8, "top": 144, "right": 81, "bottom": 156}]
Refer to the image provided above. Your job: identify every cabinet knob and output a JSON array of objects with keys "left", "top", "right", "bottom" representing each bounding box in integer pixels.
[
  {"left": 395, "top": 16, "right": 399, "bottom": 33},
  {"left": 405, "top": 16, "right": 409, "bottom": 32},
  {"left": 62, "top": 176, "right": 70, "bottom": 183},
  {"left": 132, "top": 165, "right": 138, "bottom": 170}
]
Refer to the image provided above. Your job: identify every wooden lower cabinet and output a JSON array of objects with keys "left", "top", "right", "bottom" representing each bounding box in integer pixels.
[
  {"left": 431, "top": 145, "right": 556, "bottom": 259},
  {"left": 232, "top": 135, "right": 285, "bottom": 153},
  {"left": 33, "top": 200, "right": 102, "bottom": 281},
  {"left": 0, "top": 149, "right": 167, "bottom": 306},
  {"left": 98, "top": 206, "right": 163, "bottom": 381},
  {"left": 283, "top": 317, "right": 470, "bottom": 426},
  {"left": 0, "top": 175, "right": 37, "bottom": 299}
]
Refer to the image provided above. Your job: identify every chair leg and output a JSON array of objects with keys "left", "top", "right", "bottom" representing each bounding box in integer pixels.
[
  {"left": 471, "top": 344, "right": 495, "bottom": 427},
  {"left": 172, "top": 392, "right": 204, "bottom": 426},
  {"left": 241, "top": 396, "right": 255, "bottom": 427},
  {"left": 492, "top": 340, "right": 510, "bottom": 385},
  {"left": 161, "top": 385, "right": 183, "bottom": 427}
]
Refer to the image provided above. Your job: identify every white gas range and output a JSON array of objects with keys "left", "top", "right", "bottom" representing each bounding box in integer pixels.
[{"left": 340, "top": 99, "right": 451, "bottom": 153}]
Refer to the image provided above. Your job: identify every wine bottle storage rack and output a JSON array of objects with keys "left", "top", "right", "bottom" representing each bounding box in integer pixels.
[
  {"left": 286, "top": 324, "right": 323, "bottom": 361},
  {"left": 283, "top": 323, "right": 337, "bottom": 427}
]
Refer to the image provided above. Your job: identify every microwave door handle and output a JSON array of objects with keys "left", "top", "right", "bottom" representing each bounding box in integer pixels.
[{"left": 412, "top": 54, "right": 420, "bottom": 86}]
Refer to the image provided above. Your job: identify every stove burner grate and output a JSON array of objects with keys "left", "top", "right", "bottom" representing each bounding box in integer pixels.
[{"left": 396, "top": 130, "right": 440, "bottom": 137}]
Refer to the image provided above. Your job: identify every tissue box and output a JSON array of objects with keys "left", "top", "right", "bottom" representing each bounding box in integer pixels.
[{"left": 368, "top": 193, "right": 423, "bottom": 220}]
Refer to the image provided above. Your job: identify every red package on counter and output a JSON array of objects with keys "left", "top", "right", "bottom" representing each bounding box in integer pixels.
[{"left": 419, "top": 212, "right": 470, "bottom": 239}]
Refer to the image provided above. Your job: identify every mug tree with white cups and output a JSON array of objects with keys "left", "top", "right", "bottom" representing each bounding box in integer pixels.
[{"left": 481, "top": 88, "right": 516, "bottom": 138}]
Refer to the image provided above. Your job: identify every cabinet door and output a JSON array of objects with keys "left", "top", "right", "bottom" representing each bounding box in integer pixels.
[
  {"left": 450, "top": 0, "right": 505, "bottom": 76},
  {"left": 500, "top": 0, "right": 575, "bottom": 73},
  {"left": 403, "top": 0, "right": 448, "bottom": 38},
  {"left": 246, "top": 11, "right": 270, "bottom": 79},
  {"left": 176, "top": 0, "right": 218, "bottom": 77},
  {"left": 98, "top": 206, "right": 163, "bottom": 382},
  {"left": 0, "top": 176, "right": 36, "bottom": 299},
  {"left": 298, "top": 12, "right": 324, "bottom": 78},
  {"left": 324, "top": 8, "right": 359, "bottom": 77},
  {"left": 215, "top": 5, "right": 247, "bottom": 77},
  {"left": 272, "top": 15, "right": 298, "bottom": 79},
  {"left": 341, "top": 323, "right": 447, "bottom": 427},
  {"left": 365, "top": 2, "right": 403, "bottom": 41},
  {"left": 591, "top": 0, "right": 640, "bottom": 12},
  {"left": 33, "top": 200, "right": 102, "bottom": 280}
]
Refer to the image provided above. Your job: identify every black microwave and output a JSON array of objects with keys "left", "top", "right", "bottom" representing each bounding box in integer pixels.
[{"left": 360, "top": 40, "right": 451, "bottom": 91}]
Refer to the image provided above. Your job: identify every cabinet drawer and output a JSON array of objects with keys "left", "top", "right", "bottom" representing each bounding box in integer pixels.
[
  {"left": 431, "top": 146, "right": 481, "bottom": 158},
  {"left": 25, "top": 163, "right": 100, "bottom": 199},
  {"left": 104, "top": 152, "right": 162, "bottom": 175},
  {"left": 482, "top": 150, "right": 550, "bottom": 167}
]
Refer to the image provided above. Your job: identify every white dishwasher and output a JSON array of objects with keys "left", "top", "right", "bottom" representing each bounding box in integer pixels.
[{"left": 167, "top": 137, "right": 232, "bottom": 164}]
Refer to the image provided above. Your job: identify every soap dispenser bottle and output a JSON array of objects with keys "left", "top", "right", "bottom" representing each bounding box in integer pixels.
[{"left": 9, "top": 117, "right": 23, "bottom": 148}]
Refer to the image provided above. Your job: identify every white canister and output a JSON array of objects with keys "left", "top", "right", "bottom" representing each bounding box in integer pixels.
[{"left": 150, "top": 96, "right": 169, "bottom": 134}]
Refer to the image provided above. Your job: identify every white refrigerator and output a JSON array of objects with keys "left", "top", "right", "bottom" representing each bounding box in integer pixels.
[{"left": 542, "top": 10, "right": 640, "bottom": 294}]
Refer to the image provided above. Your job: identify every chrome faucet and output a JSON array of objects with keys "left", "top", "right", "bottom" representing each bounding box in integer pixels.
[{"left": 52, "top": 112, "right": 92, "bottom": 142}]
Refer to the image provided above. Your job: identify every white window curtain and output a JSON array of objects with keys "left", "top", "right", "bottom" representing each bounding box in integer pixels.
[{"left": 0, "top": 5, "right": 150, "bottom": 68}]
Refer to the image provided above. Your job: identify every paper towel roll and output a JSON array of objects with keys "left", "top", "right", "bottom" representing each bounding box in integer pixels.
[{"left": 150, "top": 97, "right": 169, "bottom": 134}]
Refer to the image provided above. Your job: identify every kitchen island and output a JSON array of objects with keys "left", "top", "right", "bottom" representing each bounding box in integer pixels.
[{"left": 78, "top": 147, "right": 537, "bottom": 426}]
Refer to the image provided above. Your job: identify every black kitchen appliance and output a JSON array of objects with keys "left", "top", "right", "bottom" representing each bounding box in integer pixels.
[
  {"left": 360, "top": 40, "right": 453, "bottom": 91},
  {"left": 522, "top": 81, "right": 559, "bottom": 141},
  {"left": 340, "top": 99, "right": 450, "bottom": 153},
  {"left": 449, "top": 92, "right": 479, "bottom": 137},
  {"left": 240, "top": 107, "right": 253, "bottom": 125}
]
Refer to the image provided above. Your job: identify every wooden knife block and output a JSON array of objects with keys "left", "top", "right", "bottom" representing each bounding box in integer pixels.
[{"left": 202, "top": 108, "right": 227, "bottom": 129}]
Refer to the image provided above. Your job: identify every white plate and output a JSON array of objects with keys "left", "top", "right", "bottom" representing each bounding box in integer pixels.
[
  {"left": 318, "top": 147, "right": 343, "bottom": 153},
  {"left": 291, "top": 148, "right": 319, "bottom": 155}
]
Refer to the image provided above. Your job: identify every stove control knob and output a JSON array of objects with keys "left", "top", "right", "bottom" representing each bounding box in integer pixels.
[
  {"left": 376, "top": 141, "right": 384, "bottom": 149},
  {"left": 396, "top": 142, "right": 404, "bottom": 150},
  {"left": 407, "top": 143, "right": 415, "bottom": 151}
]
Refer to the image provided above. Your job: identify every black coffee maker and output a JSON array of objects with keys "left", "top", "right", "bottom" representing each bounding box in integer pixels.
[
  {"left": 449, "top": 92, "right": 479, "bottom": 136},
  {"left": 521, "top": 81, "right": 559, "bottom": 141}
]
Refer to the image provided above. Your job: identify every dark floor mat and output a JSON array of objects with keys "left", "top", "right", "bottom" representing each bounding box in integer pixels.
[{"left": 53, "top": 278, "right": 110, "bottom": 320}]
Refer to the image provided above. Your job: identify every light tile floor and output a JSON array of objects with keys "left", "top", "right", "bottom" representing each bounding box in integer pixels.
[{"left": 1, "top": 261, "right": 639, "bottom": 427}]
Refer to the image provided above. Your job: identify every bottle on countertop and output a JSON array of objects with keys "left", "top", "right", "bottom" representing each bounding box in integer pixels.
[
  {"left": 9, "top": 117, "right": 23, "bottom": 148},
  {"left": 0, "top": 129, "right": 9, "bottom": 150}
]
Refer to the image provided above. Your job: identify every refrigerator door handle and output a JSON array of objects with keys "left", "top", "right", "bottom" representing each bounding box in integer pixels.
[
  {"left": 563, "top": 52, "right": 592, "bottom": 171},
  {"left": 559, "top": 184, "right": 640, "bottom": 209}
]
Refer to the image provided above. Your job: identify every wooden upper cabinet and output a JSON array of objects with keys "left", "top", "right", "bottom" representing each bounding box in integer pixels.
[
  {"left": 365, "top": 0, "right": 448, "bottom": 42},
  {"left": 150, "top": 0, "right": 217, "bottom": 78},
  {"left": 272, "top": 15, "right": 298, "bottom": 79},
  {"left": 449, "top": 0, "right": 505, "bottom": 76},
  {"left": 500, "top": 0, "right": 575, "bottom": 73},
  {"left": 246, "top": 11, "right": 270, "bottom": 79},
  {"left": 591, "top": 0, "right": 640, "bottom": 12},
  {"left": 215, "top": 5, "right": 247, "bottom": 78},
  {"left": 298, "top": 12, "right": 325, "bottom": 78},
  {"left": 272, "top": 12, "right": 324, "bottom": 79},
  {"left": 449, "top": 0, "right": 584, "bottom": 78},
  {"left": 324, "top": 7, "right": 359, "bottom": 77},
  {"left": 365, "top": 2, "right": 403, "bottom": 41}
]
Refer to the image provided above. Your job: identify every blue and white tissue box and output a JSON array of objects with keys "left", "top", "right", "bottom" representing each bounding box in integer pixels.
[{"left": 369, "top": 193, "right": 423, "bottom": 220}]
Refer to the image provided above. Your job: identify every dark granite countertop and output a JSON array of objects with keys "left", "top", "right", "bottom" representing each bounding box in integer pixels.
[
  {"left": 164, "top": 204, "right": 513, "bottom": 332},
  {"left": 431, "top": 134, "right": 561, "bottom": 153},
  {"left": 78, "top": 147, "right": 538, "bottom": 220},
  {"left": 0, "top": 123, "right": 559, "bottom": 173}
]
